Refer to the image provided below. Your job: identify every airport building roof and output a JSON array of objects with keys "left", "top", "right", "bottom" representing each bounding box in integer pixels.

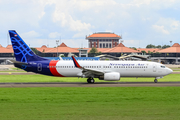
[
  {"left": 45, "top": 43, "right": 79, "bottom": 53},
  {"left": 86, "top": 32, "right": 121, "bottom": 39},
  {"left": 0, "top": 46, "right": 13, "bottom": 53},
  {"left": 157, "top": 43, "right": 180, "bottom": 53},
  {"left": 102, "top": 43, "right": 140, "bottom": 53},
  {"left": 6, "top": 45, "right": 12, "bottom": 49},
  {"left": 36, "top": 45, "right": 53, "bottom": 53},
  {"left": 1, "top": 43, "right": 180, "bottom": 54}
]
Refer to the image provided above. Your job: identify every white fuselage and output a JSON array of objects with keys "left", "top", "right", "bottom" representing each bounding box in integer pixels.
[{"left": 54, "top": 61, "right": 172, "bottom": 78}]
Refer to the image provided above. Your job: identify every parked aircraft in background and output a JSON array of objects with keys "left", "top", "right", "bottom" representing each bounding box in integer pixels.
[{"left": 8, "top": 30, "right": 172, "bottom": 83}]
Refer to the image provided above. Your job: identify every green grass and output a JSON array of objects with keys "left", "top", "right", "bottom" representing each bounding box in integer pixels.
[
  {"left": 0, "top": 87, "right": 180, "bottom": 120},
  {"left": 0, "top": 74, "right": 179, "bottom": 83},
  {"left": 173, "top": 70, "right": 180, "bottom": 72},
  {"left": 170, "top": 67, "right": 180, "bottom": 69},
  {"left": 11, "top": 67, "right": 22, "bottom": 70},
  {"left": 0, "top": 74, "right": 179, "bottom": 82}
]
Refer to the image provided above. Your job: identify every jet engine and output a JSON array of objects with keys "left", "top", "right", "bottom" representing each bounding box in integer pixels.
[{"left": 99, "top": 72, "right": 120, "bottom": 81}]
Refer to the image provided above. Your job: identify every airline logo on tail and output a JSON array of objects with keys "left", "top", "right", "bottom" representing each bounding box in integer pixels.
[
  {"left": 9, "top": 30, "right": 34, "bottom": 63},
  {"left": 9, "top": 30, "right": 49, "bottom": 63}
]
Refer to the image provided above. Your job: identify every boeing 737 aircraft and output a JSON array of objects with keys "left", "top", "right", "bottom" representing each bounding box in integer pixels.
[{"left": 8, "top": 30, "right": 173, "bottom": 83}]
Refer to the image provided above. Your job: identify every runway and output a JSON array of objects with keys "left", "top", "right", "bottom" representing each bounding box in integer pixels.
[{"left": 1, "top": 82, "right": 180, "bottom": 87}]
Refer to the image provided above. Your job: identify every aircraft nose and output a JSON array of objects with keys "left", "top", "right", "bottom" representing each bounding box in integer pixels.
[{"left": 167, "top": 68, "right": 173, "bottom": 74}]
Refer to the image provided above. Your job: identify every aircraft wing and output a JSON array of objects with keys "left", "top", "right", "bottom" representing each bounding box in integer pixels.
[{"left": 72, "top": 56, "right": 104, "bottom": 77}]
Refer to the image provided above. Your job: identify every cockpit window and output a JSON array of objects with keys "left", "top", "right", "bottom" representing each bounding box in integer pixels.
[{"left": 161, "top": 66, "right": 165, "bottom": 68}]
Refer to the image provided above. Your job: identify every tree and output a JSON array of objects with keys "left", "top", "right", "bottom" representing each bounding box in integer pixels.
[
  {"left": 130, "top": 47, "right": 137, "bottom": 50},
  {"left": 31, "top": 48, "right": 39, "bottom": 55},
  {"left": 148, "top": 51, "right": 153, "bottom": 54},
  {"left": 141, "top": 51, "right": 146, "bottom": 54},
  {"left": 89, "top": 47, "right": 98, "bottom": 53},
  {"left": 156, "top": 45, "right": 162, "bottom": 48},
  {"left": 60, "top": 55, "right": 65, "bottom": 57},
  {"left": 88, "top": 47, "right": 102, "bottom": 57},
  {"left": 162, "top": 45, "right": 170, "bottom": 49},
  {"left": 146, "top": 44, "right": 156, "bottom": 48}
]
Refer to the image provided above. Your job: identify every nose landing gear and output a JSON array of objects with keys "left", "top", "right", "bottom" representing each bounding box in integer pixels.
[{"left": 87, "top": 77, "right": 95, "bottom": 83}]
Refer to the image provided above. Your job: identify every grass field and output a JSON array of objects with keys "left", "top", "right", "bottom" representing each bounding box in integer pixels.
[
  {"left": 0, "top": 87, "right": 180, "bottom": 120},
  {"left": 0, "top": 74, "right": 179, "bottom": 83}
]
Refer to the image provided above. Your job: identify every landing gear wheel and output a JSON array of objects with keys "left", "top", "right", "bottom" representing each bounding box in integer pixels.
[
  {"left": 90, "top": 79, "right": 94, "bottom": 83},
  {"left": 87, "top": 78, "right": 95, "bottom": 83},
  {"left": 154, "top": 79, "right": 158, "bottom": 83}
]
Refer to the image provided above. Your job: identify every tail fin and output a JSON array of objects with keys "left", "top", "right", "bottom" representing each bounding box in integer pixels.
[{"left": 9, "top": 30, "right": 48, "bottom": 62}]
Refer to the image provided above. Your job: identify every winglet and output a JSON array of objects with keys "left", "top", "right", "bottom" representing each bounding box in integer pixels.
[{"left": 72, "top": 56, "right": 82, "bottom": 68}]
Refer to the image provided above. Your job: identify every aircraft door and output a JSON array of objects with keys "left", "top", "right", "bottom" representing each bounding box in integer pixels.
[
  {"left": 153, "top": 64, "right": 157, "bottom": 72},
  {"left": 37, "top": 63, "right": 42, "bottom": 72}
]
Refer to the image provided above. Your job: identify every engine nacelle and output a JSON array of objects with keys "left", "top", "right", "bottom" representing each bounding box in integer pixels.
[{"left": 104, "top": 72, "right": 120, "bottom": 81}]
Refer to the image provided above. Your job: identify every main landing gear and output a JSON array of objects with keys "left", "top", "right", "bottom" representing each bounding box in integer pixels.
[
  {"left": 154, "top": 79, "right": 158, "bottom": 83},
  {"left": 87, "top": 77, "right": 95, "bottom": 83}
]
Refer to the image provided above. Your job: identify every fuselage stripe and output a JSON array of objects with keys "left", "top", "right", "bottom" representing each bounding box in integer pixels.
[{"left": 49, "top": 60, "right": 64, "bottom": 77}]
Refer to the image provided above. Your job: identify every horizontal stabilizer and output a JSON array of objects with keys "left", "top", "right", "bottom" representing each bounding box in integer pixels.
[{"left": 7, "top": 60, "right": 28, "bottom": 65}]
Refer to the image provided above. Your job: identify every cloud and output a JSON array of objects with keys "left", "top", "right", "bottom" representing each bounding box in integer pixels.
[
  {"left": 21, "top": 31, "right": 41, "bottom": 38},
  {"left": 152, "top": 18, "right": 180, "bottom": 35},
  {"left": 1, "top": 0, "right": 180, "bottom": 48},
  {"left": 124, "top": 40, "right": 141, "bottom": 47},
  {"left": 48, "top": 32, "right": 61, "bottom": 39},
  {"left": 73, "top": 33, "right": 85, "bottom": 38},
  {"left": 170, "top": 20, "right": 180, "bottom": 30},
  {"left": 152, "top": 25, "right": 170, "bottom": 34},
  {"left": 53, "top": 11, "right": 93, "bottom": 32}
]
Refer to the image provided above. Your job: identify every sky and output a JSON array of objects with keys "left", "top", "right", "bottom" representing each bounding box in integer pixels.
[{"left": 0, "top": 0, "right": 180, "bottom": 48}]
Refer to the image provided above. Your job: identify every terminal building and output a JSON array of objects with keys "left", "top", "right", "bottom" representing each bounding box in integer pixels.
[
  {"left": 0, "top": 31, "right": 180, "bottom": 64},
  {"left": 86, "top": 32, "right": 122, "bottom": 48}
]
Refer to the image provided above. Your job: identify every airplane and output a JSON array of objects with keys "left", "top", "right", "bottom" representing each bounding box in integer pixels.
[{"left": 8, "top": 30, "right": 173, "bottom": 83}]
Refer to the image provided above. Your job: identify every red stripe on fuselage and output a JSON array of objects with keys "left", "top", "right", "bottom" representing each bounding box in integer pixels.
[{"left": 49, "top": 60, "right": 64, "bottom": 77}]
